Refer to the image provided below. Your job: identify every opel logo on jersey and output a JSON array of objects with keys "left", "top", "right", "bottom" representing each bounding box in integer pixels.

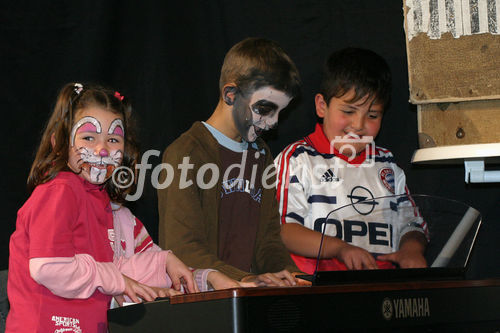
[{"left": 348, "top": 186, "right": 377, "bottom": 215}]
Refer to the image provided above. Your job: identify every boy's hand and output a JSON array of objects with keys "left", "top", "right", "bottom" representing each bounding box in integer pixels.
[
  {"left": 377, "top": 250, "right": 427, "bottom": 268},
  {"left": 378, "top": 231, "right": 427, "bottom": 268},
  {"left": 207, "top": 271, "right": 258, "bottom": 289},
  {"left": 292, "top": 272, "right": 312, "bottom": 286},
  {"left": 337, "top": 243, "right": 378, "bottom": 270},
  {"left": 165, "top": 252, "right": 200, "bottom": 293},
  {"left": 240, "top": 270, "right": 297, "bottom": 287}
]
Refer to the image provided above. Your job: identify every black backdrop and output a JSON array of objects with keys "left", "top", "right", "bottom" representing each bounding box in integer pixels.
[{"left": 2, "top": 1, "right": 499, "bottom": 277}]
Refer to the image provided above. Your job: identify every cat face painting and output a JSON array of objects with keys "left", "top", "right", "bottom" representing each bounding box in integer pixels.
[{"left": 68, "top": 107, "right": 124, "bottom": 184}]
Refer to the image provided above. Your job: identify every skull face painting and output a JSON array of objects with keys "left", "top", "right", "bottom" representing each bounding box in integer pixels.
[
  {"left": 68, "top": 107, "right": 124, "bottom": 184},
  {"left": 232, "top": 86, "right": 292, "bottom": 142}
]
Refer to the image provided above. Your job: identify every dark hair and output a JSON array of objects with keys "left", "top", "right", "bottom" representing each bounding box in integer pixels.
[
  {"left": 319, "top": 47, "right": 392, "bottom": 108},
  {"left": 219, "top": 37, "right": 301, "bottom": 98},
  {"left": 27, "top": 82, "right": 140, "bottom": 203}
]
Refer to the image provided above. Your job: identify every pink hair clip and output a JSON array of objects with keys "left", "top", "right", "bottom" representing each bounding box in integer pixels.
[{"left": 114, "top": 91, "right": 124, "bottom": 101}]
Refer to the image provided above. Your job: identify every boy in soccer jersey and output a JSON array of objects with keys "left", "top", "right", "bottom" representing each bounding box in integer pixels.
[{"left": 275, "top": 48, "right": 428, "bottom": 273}]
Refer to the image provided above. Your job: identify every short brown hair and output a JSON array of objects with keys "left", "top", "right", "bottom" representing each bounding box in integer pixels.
[
  {"left": 219, "top": 37, "right": 301, "bottom": 98},
  {"left": 27, "top": 82, "right": 140, "bottom": 203},
  {"left": 319, "top": 47, "right": 392, "bottom": 108}
]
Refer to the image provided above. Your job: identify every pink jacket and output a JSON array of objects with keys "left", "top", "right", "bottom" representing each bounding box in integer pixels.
[{"left": 29, "top": 204, "right": 213, "bottom": 300}]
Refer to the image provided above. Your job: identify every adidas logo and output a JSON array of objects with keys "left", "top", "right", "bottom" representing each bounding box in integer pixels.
[{"left": 320, "top": 169, "right": 339, "bottom": 182}]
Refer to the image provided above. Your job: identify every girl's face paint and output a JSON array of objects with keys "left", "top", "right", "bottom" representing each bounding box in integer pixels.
[
  {"left": 68, "top": 107, "right": 125, "bottom": 184},
  {"left": 232, "top": 86, "right": 292, "bottom": 142}
]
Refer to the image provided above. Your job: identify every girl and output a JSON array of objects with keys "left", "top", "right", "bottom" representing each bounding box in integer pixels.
[
  {"left": 109, "top": 202, "right": 252, "bottom": 307},
  {"left": 6, "top": 83, "right": 250, "bottom": 333}
]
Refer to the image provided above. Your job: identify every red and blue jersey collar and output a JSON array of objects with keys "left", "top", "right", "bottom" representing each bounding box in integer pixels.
[{"left": 304, "top": 123, "right": 371, "bottom": 165}]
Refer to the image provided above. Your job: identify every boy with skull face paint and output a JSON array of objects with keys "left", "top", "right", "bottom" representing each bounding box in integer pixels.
[
  {"left": 158, "top": 38, "right": 304, "bottom": 286},
  {"left": 230, "top": 85, "right": 291, "bottom": 143}
]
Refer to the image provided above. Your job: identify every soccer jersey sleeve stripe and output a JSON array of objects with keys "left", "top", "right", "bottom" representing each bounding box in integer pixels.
[
  {"left": 276, "top": 141, "right": 306, "bottom": 225},
  {"left": 285, "top": 212, "right": 305, "bottom": 224}
]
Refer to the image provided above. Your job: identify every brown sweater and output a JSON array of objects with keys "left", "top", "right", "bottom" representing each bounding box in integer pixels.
[{"left": 157, "top": 122, "right": 298, "bottom": 280}]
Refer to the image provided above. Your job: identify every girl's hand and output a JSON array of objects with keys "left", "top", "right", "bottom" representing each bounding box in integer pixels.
[
  {"left": 150, "top": 286, "right": 184, "bottom": 298},
  {"left": 207, "top": 271, "right": 258, "bottom": 290},
  {"left": 165, "top": 252, "right": 200, "bottom": 293},
  {"left": 122, "top": 274, "right": 158, "bottom": 303},
  {"left": 116, "top": 283, "right": 182, "bottom": 306},
  {"left": 114, "top": 294, "right": 126, "bottom": 307}
]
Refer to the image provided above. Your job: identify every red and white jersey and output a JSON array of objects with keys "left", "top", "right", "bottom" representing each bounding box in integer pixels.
[{"left": 275, "top": 124, "right": 427, "bottom": 272}]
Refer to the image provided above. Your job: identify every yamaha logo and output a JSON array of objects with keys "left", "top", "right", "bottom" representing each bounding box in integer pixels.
[
  {"left": 381, "top": 297, "right": 431, "bottom": 320},
  {"left": 382, "top": 298, "right": 393, "bottom": 320}
]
